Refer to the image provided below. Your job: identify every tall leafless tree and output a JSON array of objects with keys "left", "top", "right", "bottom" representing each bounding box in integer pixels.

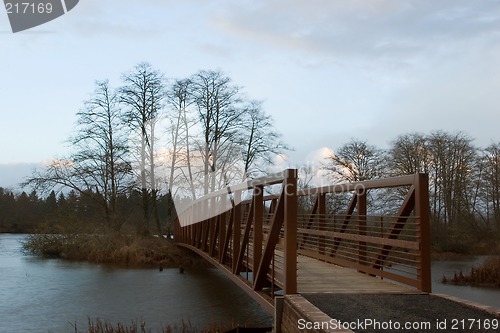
[
  {"left": 239, "top": 100, "right": 290, "bottom": 179},
  {"left": 161, "top": 72, "right": 291, "bottom": 224},
  {"left": 166, "top": 78, "right": 197, "bottom": 199},
  {"left": 162, "top": 78, "right": 198, "bottom": 234},
  {"left": 119, "top": 62, "right": 166, "bottom": 236},
  {"left": 389, "top": 133, "right": 430, "bottom": 175},
  {"left": 191, "top": 70, "right": 245, "bottom": 194},
  {"left": 324, "top": 139, "right": 385, "bottom": 182},
  {"left": 24, "top": 80, "right": 131, "bottom": 231},
  {"left": 427, "top": 131, "right": 477, "bottom": 229},
  {"left": 479, "top": 142, "right": 500, "bottom": 228}
]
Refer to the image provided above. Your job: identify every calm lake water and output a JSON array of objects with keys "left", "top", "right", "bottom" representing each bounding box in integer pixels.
[
  {"left": 0, "top": 234, "right": 272, "bottom": 333},
  {"left": 1, "top": 234, "right": 500, "bottom": 333}
]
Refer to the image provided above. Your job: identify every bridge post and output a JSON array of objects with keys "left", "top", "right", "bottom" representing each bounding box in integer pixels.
[
  {"left": 232, "top": 190, "right": 242, "bottom": 274},
  {"left": 253, "top": 185, "right": 264, "bottom": 283},
  {"left": 357, "top": 187, "right": 367, "bottom": 271},
  {"left": 219, "top": 194, "right": 227, "bottom": 263},
  {"left": 318, "top": 193, "right": 326, "bottom": 255},
  {"left": 284, "top": 169, "right": 298, "bottom": 294},
  {"left": 173, "top": 217, "right": 179, "bottom": 242},
  {"left": 415, "top": 173, "right": 431, "bottom": 293}
]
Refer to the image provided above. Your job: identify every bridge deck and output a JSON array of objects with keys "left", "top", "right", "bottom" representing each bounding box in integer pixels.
[{"left": 297, "top": 256, "right": 413, "bottom": 294}]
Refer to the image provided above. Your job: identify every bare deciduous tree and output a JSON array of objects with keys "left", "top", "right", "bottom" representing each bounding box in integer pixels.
[
  {"left": 24, "top": 80, "right": 131, "bottom": 231},
  {"left": 119, "top": 62, "right": 166, "bottom": 236},
  {"left": 389, "top": 133, "right": 430, "bottom": 175},
  {"left": 479, "top": 142, "right": 500, "bottom": 228},
  {"left": 191, "top": 70, "right": 245, "bottom": 194},
  {"left": 239, "top": 101, "right": 290, "bottom": 179},
  {"left": 166, "top": 78, "right": 197, "bottom": 199},
  {"left": 427, "top": 131, "right": 477, "bottom": 228},
  {"left": 324, "top": 139, "right": 385, "bottom": 182}
]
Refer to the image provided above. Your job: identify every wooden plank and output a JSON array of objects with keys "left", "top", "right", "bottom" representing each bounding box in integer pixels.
[
  {"left": 297, "top": 256, "right": 413, "bottom": 294},
  {"left": 299, "top": 248, "right": 420, "bottom": 289}
]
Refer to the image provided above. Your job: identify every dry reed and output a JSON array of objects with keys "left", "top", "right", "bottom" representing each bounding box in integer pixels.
[
  {"left": 22, "top": 233, "right": 205, "bottom": 268},
  {"left": 68, "top": 318, "right": 229, "bottom": 333},
  {"left": 442, "top": 256, "right": 500, "bottom": 287}
]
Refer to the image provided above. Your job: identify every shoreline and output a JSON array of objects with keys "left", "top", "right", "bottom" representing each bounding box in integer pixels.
[{"left": 20, "top": 232, "right": 209, "bottom": 269}]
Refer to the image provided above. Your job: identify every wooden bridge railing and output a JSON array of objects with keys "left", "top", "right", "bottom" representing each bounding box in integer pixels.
[
  {"left": 174, "top": 170, "right": 431, "bottom": 311},
  {"left": 296, "top": 173, "right": 431, "bottom": 293},
  {"left": 174, "top": 169, "right": 298, "bottom": 312}
]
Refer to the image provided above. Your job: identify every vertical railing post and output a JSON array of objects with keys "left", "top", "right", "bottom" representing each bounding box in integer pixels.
[
  {"left": 284, "top": 169, "right": 297, "bottom": 294},
  {"left": 415, "top": 173, "right": 431, "bottom": 293},
  {"left": 208, "top": 196, "right": 216, "bottom": 256},
  {"left": 318, "top": 193, "right": 326, "bottom": 255},
  {"left": 253, "top": 185, "right": 263, "bottom": 284},
  {"left": 232, "top": 190, "right": 242, "bottom": 274},
  {"left": 357, "top": 187, "right": 367, "bottom": 270},
  {"left": 201, "top": 218, "right": 208, "bottom": 252},
  {"left": 219, "top": 194, "right": 227, "bottom": 263},
  {"left": 196, "top": 223, "right": 202, "bottom": 248},
  {"left": 189, "top": 224, "right": 196, "bottom": 245},
  {"left": 173, "top": 218, "right": 179, "bottom": 242}
]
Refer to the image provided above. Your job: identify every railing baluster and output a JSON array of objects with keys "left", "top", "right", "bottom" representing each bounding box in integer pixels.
[
  {"left": 415, "top": 173, "right": 431, "bottom": 293},
  {"left": 318, "top": 193, "right": 326, "bottom": 256},
  {"left": 232, "top": 190, "right": 241, "bottom": 274},
  {"left": 357, "top": 187, "right": 367, "bottom": 272},
  {"left": 283, "top": 169, "right": 297, "bottom": 294},
  {"left": 253, "top": 185, "right": 263, "bottom": 285}
]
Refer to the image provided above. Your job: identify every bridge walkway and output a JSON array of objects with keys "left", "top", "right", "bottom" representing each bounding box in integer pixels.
[{"left": 296, "top": 255, "right": 411, "bottom": 294}]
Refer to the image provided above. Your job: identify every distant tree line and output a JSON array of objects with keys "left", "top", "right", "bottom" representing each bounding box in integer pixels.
[
  {"left": 0, "top": 188, "right": 170, "bottom": 234},
  {"left": 319, "top": 131, "right": 500, "bottom": 253},
  {"left": 18, "top": 62, "right": 288, "bottom": 235}
]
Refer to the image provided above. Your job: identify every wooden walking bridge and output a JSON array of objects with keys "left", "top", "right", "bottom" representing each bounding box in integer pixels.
[{"left": 174, "top": 170, "right": 499, "bottom": 332}]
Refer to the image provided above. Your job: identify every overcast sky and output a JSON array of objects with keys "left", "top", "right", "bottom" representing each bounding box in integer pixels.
[{"left": 1, "top": 0, "right": 499, "bottom": 189}]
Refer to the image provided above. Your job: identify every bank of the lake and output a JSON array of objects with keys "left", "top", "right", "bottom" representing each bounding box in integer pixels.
[
  {"left": 21, "top": 233, "right": 203, "bottom": 269},
  {"left": 0, "top": 234, "right": 272, "bottom": 333}
]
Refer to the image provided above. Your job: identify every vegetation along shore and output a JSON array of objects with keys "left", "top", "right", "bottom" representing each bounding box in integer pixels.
[
  {"left": 21, "top": 232, "right": 205, "bottom": 269},
  {"left": 442, "top": 256, "right": 500, "bottom": 288}
]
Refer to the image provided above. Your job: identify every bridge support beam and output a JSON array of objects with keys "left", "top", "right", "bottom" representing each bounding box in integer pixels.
[
  {"left": 284, "top": 169, "right": 298, "bottom": 294},
  {"left": 415, "top": 173, "right": 431, "bottom": 293}
]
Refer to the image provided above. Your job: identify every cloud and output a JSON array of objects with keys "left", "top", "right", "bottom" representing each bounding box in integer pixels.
[
  {"left": 304, "top": 147, "right": 333, "bottom": 165},
  {"left": 365, "top": 31, "right": 500, "bottom": 147},
  {"left": 210, "top": 0, "right": 500, "bottom": 68},
  {"left": 3, "top": 0, "right": 499, "bottom": 168},
  {"left": 59, "top": 0, "right": 223, "bottom": 40}
]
